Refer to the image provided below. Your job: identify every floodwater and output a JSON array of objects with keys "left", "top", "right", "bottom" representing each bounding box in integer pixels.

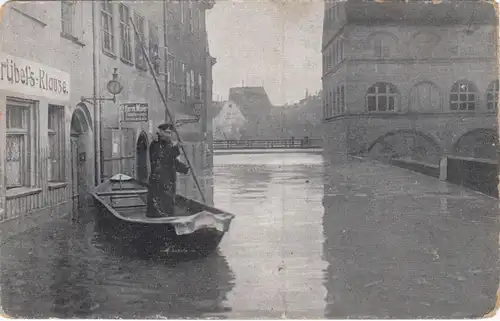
[{"left": 1, "top": 152, "right": 498, "bottom": 318}]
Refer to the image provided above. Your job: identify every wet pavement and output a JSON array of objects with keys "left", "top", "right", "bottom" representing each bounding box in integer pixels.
[{"left": 0, "top": 153, "right": 498, "bottom": 318}]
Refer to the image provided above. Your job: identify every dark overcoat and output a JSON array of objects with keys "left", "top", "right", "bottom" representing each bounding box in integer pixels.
[{"left": 146, "top": 139, "right": 189, "bottom": 217}]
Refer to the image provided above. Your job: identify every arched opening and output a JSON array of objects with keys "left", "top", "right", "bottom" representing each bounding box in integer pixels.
[
  {"left": 367, "top": 130, "right": 441, "bottom": 165},
  {"left": 485, "top": 79, "right": 499, "bottom": 111},
  {"left": 409, "top": 81, "right": 442, "bottom": 112},
  {"left": 136, "top": 131, "right": 149, "bottom": 183},
  {"left": 366, "top": 82, "right": 400, "bottom": 112},
  {"left": 70, "top": 104, "right": 92, "bottom": 212},
  {"left": 450, "top": 80, "right": 478, "bottom": 111},
  {"left": 410, "top": 31, "right": 441, "bottom": 59},
  {"left": 365, "top": 31, "right": 399, "bottom": 58},
  {"left": 453, "top": 129, "right": 498, "bottom": 160}
]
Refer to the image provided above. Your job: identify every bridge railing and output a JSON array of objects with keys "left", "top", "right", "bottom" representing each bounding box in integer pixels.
[{"left": 213, "top": 138, "right": 322, "bottom": 150}]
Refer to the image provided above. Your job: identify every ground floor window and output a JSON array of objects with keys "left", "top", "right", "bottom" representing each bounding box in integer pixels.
[
  {"left": 48, "top": 105, "right": 66, "bottom": 182},
  {"left": 486, "top": 80, "right": 499, "bottom": 110},
  {"left": 6, "top": 97, "right": 37, "bottom": 189}
]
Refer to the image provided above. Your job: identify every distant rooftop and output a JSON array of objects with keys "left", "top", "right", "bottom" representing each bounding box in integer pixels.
[{"left": 228, "top": 86, "right": 274, "bottom": 119}]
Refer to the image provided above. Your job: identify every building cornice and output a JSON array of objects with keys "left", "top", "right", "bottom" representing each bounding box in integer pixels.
[
  {"left": 322, "top": 56, "right": 497, "bottom": 79},
  {"left": 346, "top": 57, "right": 498, "bottom": 65},
  {"left": 323, "top": 111, "right": 497, "bottom": 123}
]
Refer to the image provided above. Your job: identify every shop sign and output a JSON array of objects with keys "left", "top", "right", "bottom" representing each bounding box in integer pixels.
[
  {"left": 122, "top": 102, "right": 148, "bottom": 122},
  {"left": 0, "top": 52, "right": 70, "bottom": 101}
]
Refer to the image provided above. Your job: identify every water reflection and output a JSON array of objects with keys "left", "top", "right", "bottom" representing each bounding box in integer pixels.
[
  {"left": 214, "top": 152, "right": 328, "bottom": 318},
  {"left": 322, "top": 158, "right": 499, "bottom": 318},
  {"left": 1, "top": 212, "right": 235, "bottom": 318},
  {"left": 4, "top": 152, "right": 494, "bottom": 318}
]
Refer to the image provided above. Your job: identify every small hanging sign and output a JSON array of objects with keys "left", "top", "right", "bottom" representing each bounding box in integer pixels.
[{"left": 121, "top": 103, "right": 148, "bottom": 122}]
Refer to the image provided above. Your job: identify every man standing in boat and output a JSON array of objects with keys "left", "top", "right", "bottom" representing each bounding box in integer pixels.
[{"left": 146, "top": 123, "right": 190, "bottom": 218}]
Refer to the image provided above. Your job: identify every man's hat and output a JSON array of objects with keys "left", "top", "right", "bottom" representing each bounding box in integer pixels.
[{"left": 158, "top": 122, "right": 174, "bottom": 131}]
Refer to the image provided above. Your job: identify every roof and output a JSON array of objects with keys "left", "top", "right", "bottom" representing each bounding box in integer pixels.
[
  {"left": 208, "top": 101, "right": 224, "bottom": 120},
  {"left": 228, "top": 87, "right": 274, "bottom": 120}
]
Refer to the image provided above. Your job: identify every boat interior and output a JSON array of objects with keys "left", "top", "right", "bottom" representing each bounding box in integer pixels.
[{"left": 94, "top": 178, "right": 223, "bottom": 220}]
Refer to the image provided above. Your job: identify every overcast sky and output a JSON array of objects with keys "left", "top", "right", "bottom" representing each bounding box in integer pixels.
[{"left": 206, "top": 0, "right": 323, "bottom": 105}]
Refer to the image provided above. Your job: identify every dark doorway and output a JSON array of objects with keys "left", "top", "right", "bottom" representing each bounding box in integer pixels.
[
  {"left": 70, "top": 106, "right": 91, "bottom": 214},
  {"left": 136, "top": 131, "right": 149, "bottom": 183}
]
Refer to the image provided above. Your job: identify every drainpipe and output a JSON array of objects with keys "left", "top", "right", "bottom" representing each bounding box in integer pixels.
[{"left": 92, "top": 2, "right": 101, "bottom": 185}]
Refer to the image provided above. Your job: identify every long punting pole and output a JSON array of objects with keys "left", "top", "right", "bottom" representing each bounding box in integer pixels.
[{"left": 130, "top": 17, "right": 207, "bottom": 204}]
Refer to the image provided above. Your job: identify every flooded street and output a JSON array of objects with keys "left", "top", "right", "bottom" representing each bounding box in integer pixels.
[
  {"left": 1, "top": 152, "right": 498, "bottom": 318},
  {"left": 0, "top": 151, "right": 327, "bottom": 318}
]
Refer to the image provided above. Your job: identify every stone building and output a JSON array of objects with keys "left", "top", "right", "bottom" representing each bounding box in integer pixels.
[
  {"left": 0, "top": 0, "right": 216, "bottom": 240},
  {"left": 321, "top": 0, "right": 498, "bottom": 167},
  {"left": 0, "top": 1, "right": 95, "bottom": 241},
  {"left": 97, "top": 0, "right": 216, "bottom": 204},
  {"left": 228, "top": 86, "right": 275, "bottom": 139},
  {"left": 212, "top": 100, "right": 247, "bottom": 140}
]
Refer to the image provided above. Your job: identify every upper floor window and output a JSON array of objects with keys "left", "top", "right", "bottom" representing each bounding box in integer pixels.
[
  {"left": 366, "top": 82, "right": 398, "bottom": 112},
  {"left": 134, "top": 13, "right": 146, "bottom": 70},
  {"left": 373, "top": 37, "right": 390, "bottom": 58},
  {"left": 190, "top": 70, "right": 195, "bottom": 98},
  {"left": 180, "top": 1, "right": 185, "bottom": 24},
  {"left": 149, "top": 22, "right": 160, "bottom": 74},
  {"left": 101, "top": 0, "right": 114, "bottom": 53},
  {"left": 119, "top": 3, "right": 132, "bottom": 62},
  {"left": 188, "top": 2, "right": 194, "bottom": 34},
  {"left": 197, "top": 74, "right": 203, "bottom": 100},
  {"left": 411, "top": 31, "right": 440, "bottom": 59},
  {"left": 450, "top": 81, "right": 477, "bottom": 111},
  {"left": 167, "top": 52, "right": 175, "bottom": 98},
  {"left": 180, "top": 62, "right": 187, "bottom": 101},
  {"left": 486, "top": 80, "right": 499, "bottom": 110},
  {"left": 367, "top": 32, "right": 396, "bottom": 59},
  {"left": 61, "top": 0, "right": 74, "bottom": 36}
]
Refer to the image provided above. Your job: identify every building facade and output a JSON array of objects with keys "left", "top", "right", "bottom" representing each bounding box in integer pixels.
[
  {"left": 97, "top": 0, "right": 215, "bottom": 204},
  {"left": 212, "top": 100, "right": 247, "bottom": 140},
  {"left": 322, "top": 0, "right": 498, "bottom": 168},
  {"left": 0, "top": 0, "right": 216, "bottom": 241},
  {"left": 0, "top": 1, "right": 96, "bottom": 241}
]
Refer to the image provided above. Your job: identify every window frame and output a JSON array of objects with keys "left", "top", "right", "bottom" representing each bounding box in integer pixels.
[
  {"left": 181, "top": 62, "right": 187, "bottom": 102},
  {"left": 180, "top": 1, "right": 185, "bottom": 25},
  {"left": 188, "top": 1, "right": 194, "bottom": 34},
  {"left": 486, "top": 80, "right": 499, "bottom": 111},
  {"left": 450, "top": 81, "right": 477, "bottom": 111},
  {"left": 134, "top": 12, "right": 146, "bottom": 70},
  {"left": 48, "top": 105, "right": 66, "bottom": 183},
  {"left": 167, "top": 52, "right": 175, "bottom": 98},
  {"left": 119, "top": 3, "right": 133, "bottom": 63},
  {"left": 366, "top": 82, "right": 399, "bottom": 113},
  {"left": 61, "top": 0, "right": 74, "bottom": 37},
  {"left": 101, "top": 0, "right": 115, "bottom": 54},
  {"left": 5, "top": 98, "right": 37, "bottom": 189},
  {"left": 149, "top": 21, "right": 160, "bottom": 74}
]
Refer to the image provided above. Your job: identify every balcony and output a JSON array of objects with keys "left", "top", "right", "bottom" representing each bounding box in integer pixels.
[{"left": 345, "top": 0, "right": 497, "bottom": 26}]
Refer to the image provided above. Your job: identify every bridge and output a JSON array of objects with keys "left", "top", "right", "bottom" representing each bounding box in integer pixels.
[{"left": 213, "top": 138, "right": 322, "bottom": 150}]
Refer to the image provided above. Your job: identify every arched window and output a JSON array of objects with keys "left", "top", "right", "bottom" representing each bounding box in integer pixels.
[
  {"left": 486, "top": 80, "right": 499, "bottom": 110},
  {"left": 450, "top": 81, "right": 477, "bottom": 111},
  {"left": 409, "top": 82, "right": 441, "bottom": 112},
  {"left": 366, "top": 83, "right": 399, "bottom": 112}
]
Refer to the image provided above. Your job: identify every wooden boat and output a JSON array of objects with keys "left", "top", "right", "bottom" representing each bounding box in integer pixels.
[{"left": 91, "top": 174, "right": 235, "bottom": 257}]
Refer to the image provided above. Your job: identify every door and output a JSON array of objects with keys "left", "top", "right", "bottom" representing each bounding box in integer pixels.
[{"left": 70, "top": 135, "right": 80, "bottom": 214}]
